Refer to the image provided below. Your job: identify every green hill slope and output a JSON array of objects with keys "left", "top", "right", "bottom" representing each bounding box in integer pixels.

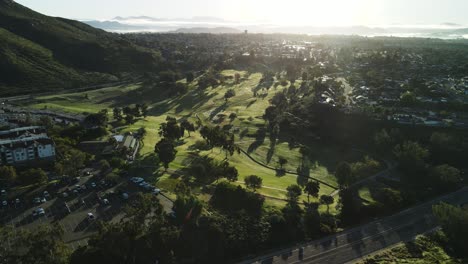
[{"left": 0, "top": 0, "right": 161, "bottom": 96}]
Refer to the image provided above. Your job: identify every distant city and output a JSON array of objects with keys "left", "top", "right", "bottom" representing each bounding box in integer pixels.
[{"left": 83, "top": 16, "right": 468, "bottom": 39}]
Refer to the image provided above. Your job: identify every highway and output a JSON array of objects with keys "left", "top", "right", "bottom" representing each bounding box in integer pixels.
[{"left": 240, "top": 187, "right": 468, "bottom": 264}]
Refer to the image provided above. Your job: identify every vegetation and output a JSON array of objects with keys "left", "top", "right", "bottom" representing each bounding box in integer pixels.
[
  {"left": 0, "top": 0, "right": 161, "bottom": 95},
  {"left": 359, "top": 232, "right": 466, "bottom": 264}
]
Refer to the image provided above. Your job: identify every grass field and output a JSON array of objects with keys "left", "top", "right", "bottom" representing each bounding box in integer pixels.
[
  {"left": 24, "top": 70, "right": 373, "bottom": 210},
  {"left": 357, "top": 233, "right": 465, "bottom": 264}
]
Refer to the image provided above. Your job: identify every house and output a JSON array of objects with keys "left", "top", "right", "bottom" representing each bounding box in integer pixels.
[{"left": 0, "top": 127, "right": 55, "bottom": 165}]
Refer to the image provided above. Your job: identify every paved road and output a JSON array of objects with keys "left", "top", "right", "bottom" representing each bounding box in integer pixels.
[{"left": 240, "top": 187, "right": 468, "bottom": 264}]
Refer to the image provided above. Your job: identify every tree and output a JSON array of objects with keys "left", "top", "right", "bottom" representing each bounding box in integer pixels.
[
  {"left": 210, "top": 182, "right": 264, "bottom": 216},
  {"left": 429, "top": 164, "right": 461, "bottom": 191},
  {"left": 394, "top": 141, "right": 429, "bottom": 177},
  {"left": 180, "top": 120, "right": 195, "bottom": 137},
  {"left": 140, "top": 103, "right": 149, "bottom": 117},
  {"left": 224, "top": 165, "right": 238, "bottom": 182},
  {"left": 335, "top": 162, "right": 353, "bottom": 189},
  {"left": 400, "top": 91, "right": 417, "bottom": 106},
  {"left": 98, "top": 159, "right": 111, "bottom": 172},
  {"left": 244, "top": 175, "right": 263, "bottom": 192},
  {"left": 112, "top": 107, "right": 123, "bottom": 121},
  {"left": 0, "top": 166, "right": 17, "bottom": 185},
  {"left": 57, "top": 148, "right": 87, "bottom": 178},
  {"left": 286, "top": 184, "right": 302, "bottom": 203},
  {"left": 320, "top": 195, "right": 334, "bottom": 213},
  {"left": 433, "top": 203, "right": 468, "bottom": 256},
  {"left": 303, "top": 181, "right": 320, "bottom": 203},
  {"left": 278, "top": 156, "right": 288, "bottom": 169},
  {"left": 186, "top": 72, "right": 194, "bottom": 82},
  {"left": 234, "top": 73, "right": 241, "bottom": 84},
  {"left": 18, "top": 168, "right": 47, "bottom": 186},
  {"left": 124, "top": 114, "right": 135, "bottom": 124},
  {"left": 172, "top": 195, "right": 203, "bottom": 225},
  {"left": 338, "top": 188, "right": 361, "bottom": 225},
  {"left": 159, "top": 116, "right": 183, "bottom": 140},
  {"left": 373, "top": 129, "right": 392, "bottom": 152},
  {"left": 4, "top": 224, "right": 71, "bottom": 264},
  {"left": 377, "top": 188, "right": 403, "bottom": 211},
  {"left": 154, "top": 138, "right": 177, "bottom": 170},
  {"left": 224, "top": 89, "right": 236, "bottom": 101},
  {"left": 84, "top": 111, "right": 108, "bottom": 127}
]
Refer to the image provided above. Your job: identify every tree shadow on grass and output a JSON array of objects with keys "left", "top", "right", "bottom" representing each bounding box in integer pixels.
[{"left": 247, "top": 126, "right": 266, "bottom": 154}]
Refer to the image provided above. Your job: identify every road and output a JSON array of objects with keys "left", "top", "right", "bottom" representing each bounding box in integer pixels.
[{"left": 240, "top": 187, "right": 468, "bottom": 264}]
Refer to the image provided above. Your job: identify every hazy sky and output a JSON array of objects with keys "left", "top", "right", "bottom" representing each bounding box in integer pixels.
[{"left": 15, "top": 0, "right": 468, "bottom": 26}]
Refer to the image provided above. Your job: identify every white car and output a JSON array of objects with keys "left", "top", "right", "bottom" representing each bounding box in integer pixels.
[
  {"left": 131, "top": 177, "right": 144, "bottom": 184},
  {"left": 87, "top": 212, "right": 95, "bottom": 220},
  {"left": 151, "top": 188, "right": 161, "bottom": 195},
  {"left": 15, "top": 198, "right": 20, "bottom": 204},
  {"left": 102, "top": 198, "right": 110, "bottom": 205},
  {"left": 2, "top": 200, "right": 7, "bottom": 206},
  {"left": 32, "top": 208, "right": 45, "bottom": 216},
  {"left": 0, "top": 190, "right": 6, "bottom": 196}
]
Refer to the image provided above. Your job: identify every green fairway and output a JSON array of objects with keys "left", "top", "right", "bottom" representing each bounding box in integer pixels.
[{"left": 23, "top": 70, "right": 378, "bottom": 209}]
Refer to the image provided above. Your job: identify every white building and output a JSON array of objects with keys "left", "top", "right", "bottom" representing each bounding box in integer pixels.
[{"left": 0, "top": 127, "right": 55, "bottom": 165}]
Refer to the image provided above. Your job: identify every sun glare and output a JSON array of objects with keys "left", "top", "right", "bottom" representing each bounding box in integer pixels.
[{"left": 235, "top": 0, "right": 379, "bottom": 26}]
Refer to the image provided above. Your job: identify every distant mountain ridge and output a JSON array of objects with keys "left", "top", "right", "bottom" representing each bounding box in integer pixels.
[
  {"left": 83, "top": 16, "right": 468, "bottom": 39},
  {"left": 172, "top": 27, "right": 242, "bottom": 34},
  {"left": 0, "top": 0, "right": 161, "bottom": 96}
]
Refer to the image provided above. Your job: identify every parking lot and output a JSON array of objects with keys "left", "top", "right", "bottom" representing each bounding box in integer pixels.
[{"left": 0, "top": 172, "right": 173, "bottom": 250}]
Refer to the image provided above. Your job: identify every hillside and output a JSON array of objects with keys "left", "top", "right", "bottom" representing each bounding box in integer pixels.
[{"left": 0, "top": 0, "right": 162, "bottom": 96}]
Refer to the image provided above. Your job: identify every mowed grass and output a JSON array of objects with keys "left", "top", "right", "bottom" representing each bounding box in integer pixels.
[
  {"left": 23, "top": 71, "right": 373, "bottom": 209},
  {"left": 28, "top": 84, "right": 143, "bottom": 114}
]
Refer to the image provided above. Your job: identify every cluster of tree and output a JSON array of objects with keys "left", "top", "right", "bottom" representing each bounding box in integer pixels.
[
  {"left": 334, "top": 157, "right": 381, "bottom": 187},
  {"left": 0, "top": 166, "right": 48, "bottom": 186},
  {"left": 0, "top": 224, "right": 71, "bottom": 264},
  {"left": 199, "top": 125, "right": 238, "bottom": 159},
  {"left": 197, "top": 71, "right": 218, "bottom": 89},
  {"left": 84, "top": 109, "right": 109, "bottom": 128},
  {"left": 154, "top": 117, "right": 195, "bottom": 169},
  {"left": 187, "top": 155, "right": 238, "bottom": 183},
  {"left": 113, "top": 104, "right": 148, "bottom": 124},
  {"left": 433, "top": 203, "right": 468, "bottom": 257}
]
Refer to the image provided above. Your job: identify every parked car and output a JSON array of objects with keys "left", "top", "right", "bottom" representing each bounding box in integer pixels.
[
  {"left": 15, "top": 198, "right": 20, "bottom": 204},
  {"left": 2, "top": 200, "right": 7, "bottom": 206},
  {"left": 0, "top": 190, "right": 6, "bottom": 196},
  {"left": 130, "top": 177, "right": 144, "bottom": 184},
  {"left": 32, "top": 208, "right": 45, "bottom": 217},
  {"left": 152, "top": 188, "right": 161, "bottom": 195},
  {"left": 33, "top": 197, "right": 45, "bottom": 204},
  {"left": 43, "top": 191, "right": 50, "bottom": 198},
  {"left": 90, "top": 182, "right": 97, "bottom": 188},
  {"left": 62, "top": 192, "right": 69, "bottom": 198},
  {"left": 102, "top": 198, "right": 110, "bottom": 205},
  {"left": 121, "top": 193, "right": 129, "bottom": 200},
  {"left": 87, "top": 212, "right": 95, "bottom": 221}
]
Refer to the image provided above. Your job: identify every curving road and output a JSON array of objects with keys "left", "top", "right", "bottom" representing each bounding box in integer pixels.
[{"left": 240, "top": 187, "right": 468, "bottom": 264}]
